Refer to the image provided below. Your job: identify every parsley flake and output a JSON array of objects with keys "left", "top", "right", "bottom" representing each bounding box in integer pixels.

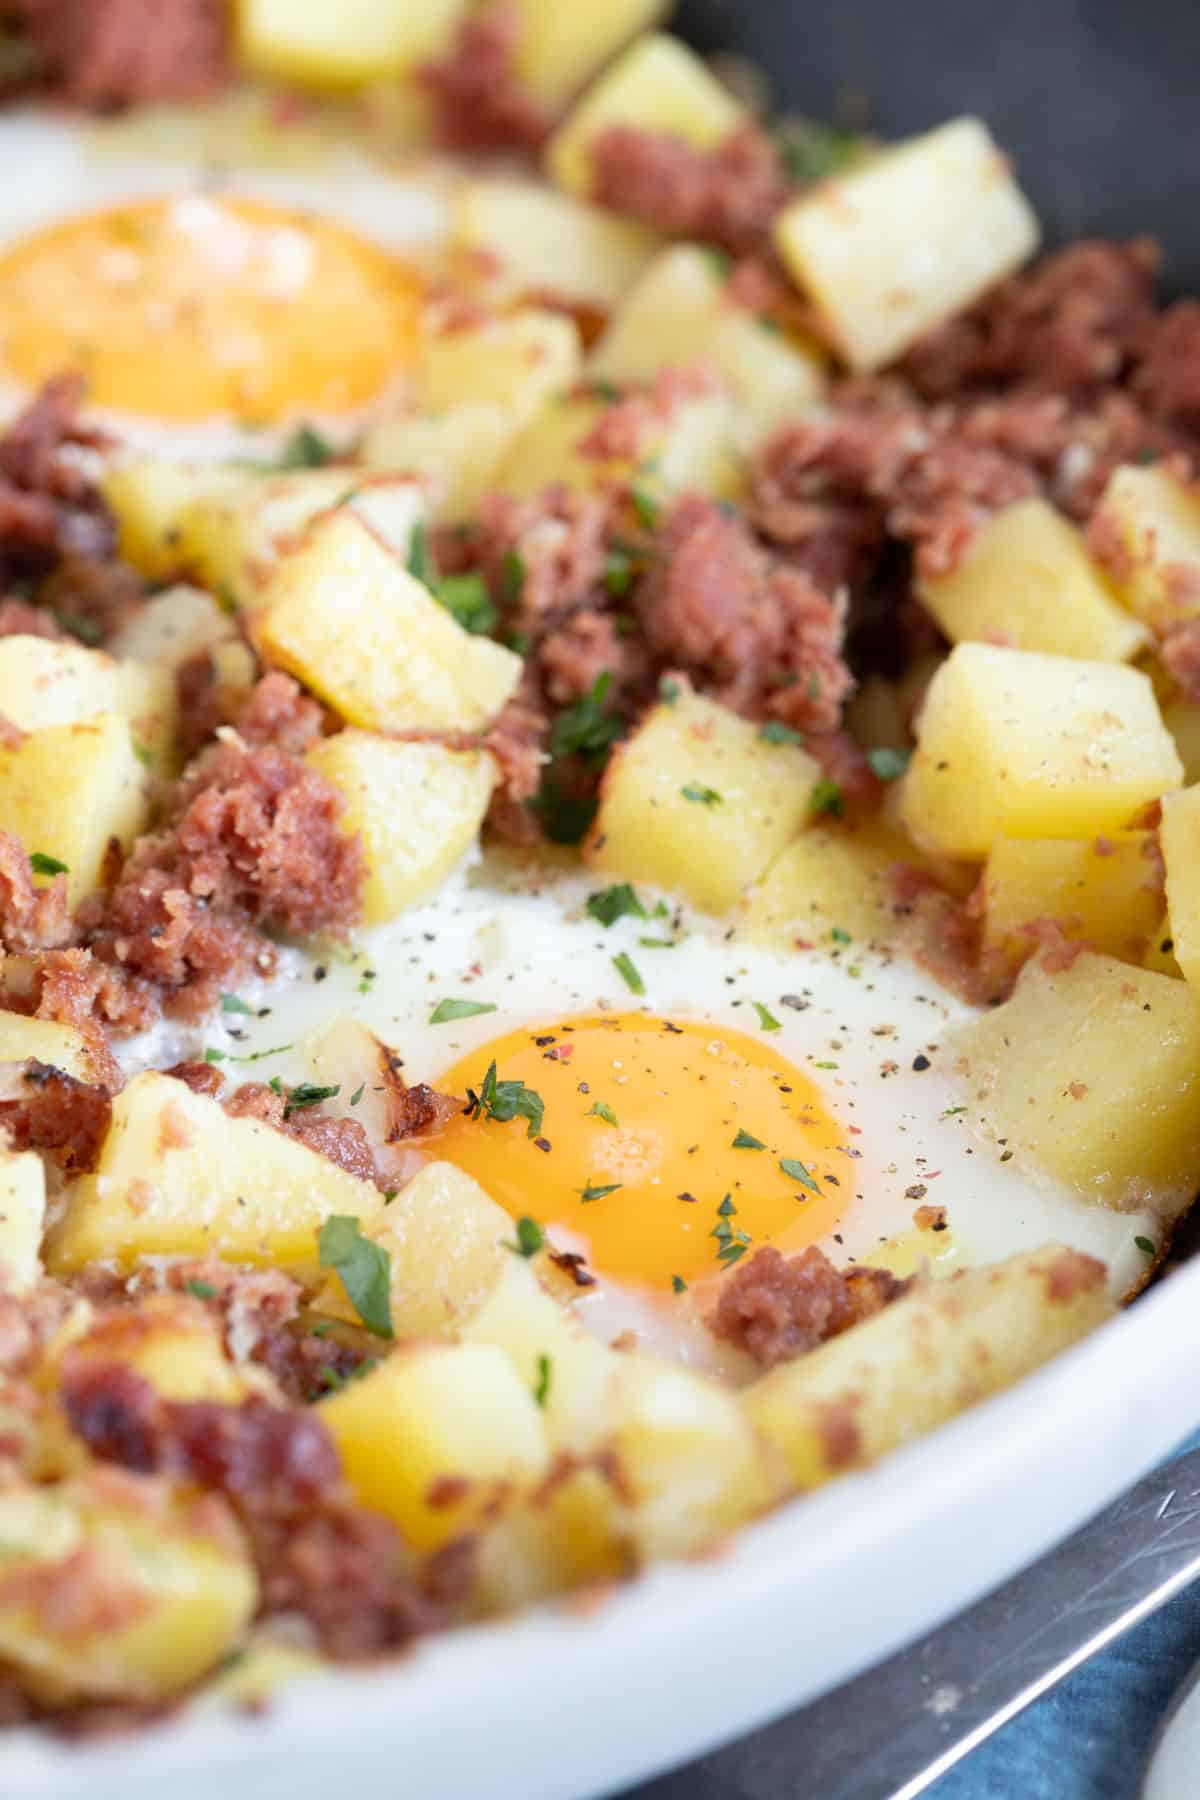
[
  {"left": 184, "top": 1279, "right": 216, "bottom": 1300},
  {"left": 278, "top": 423, "right": 335, "bottom": 469},
  {"left": 671, "top": 1274, "right": 688, "bottom": 1294},
  {"left": 406, "top": 520, "right": 435, "bottom": 587},
  {"left": 810, "top": 778, "right": 845, "bottom": 818},
  {"left": 681, "top": 783, "right": 722, "bottom": 807},
  {"left": 580, "top": 1181, "right": 622, "bottom": 1203},
  {"left": 587, "top": 1100, "right": 619, "bottom": 1127},
  {"left": 753, "top": 1002, "right": 781, "bottom": 1032},
  {"left": 349, "top": 1083, "right": 365, "bottom": 1107},
  {"left": 612, "top": 950, "right": 645, "bottom": 995},
  {"left": 775, "top": 118, "right": 866, "bottom": 185},
  {"left": 505, "top": 1216, "right": 545, "bottom": 1259},
  {"left": 732, "top": 1129, "right": 765, "bottom": 1150},
  {"left": 467, "top": 1061, "right": 545, "bottom": 1138},
  {"left": 548, "top": 671, "right": 622, "bottom": 763},
  {"left": 317, "top": 1216, "right": 393, "bottom": 1339},
  {"left": 284, "top": 1082, "right": 339, "bottom": 1118},
  {"left": 1135, "top": 1235, "right": 1156, "bottom": 1255},
  {"left": 220, "top": 993, "right": 254, "bottom": 1016},
  {"left": 631, "top": 485, "right": 661, "bottom": 529},
  {"left": 429, "top": 997, "right": 498, "bottom": 1025},
  {"left": 780, "top": 1157, "right": 822, "bottom": 1195},
  {"left": 659, "top": 678, "right": 681, "bottom": 707},
  {"left": 500, "top": 549, "right": 526, "bottom": 603},
  {"left": 435, "top": 572, "right": 496, "bottom": 636},
  {"left": 830, "top": 927, "right": 852, "bottom": 945},
  {"left": 758, "top": 721, "right": 805, "bottom": 746},
  {"left": 534, "top": 1353, "right": 553, "bottom": 1408},
  {"left": 29, "top": 852, "right": 68, "bottom": 876},
  {"left": 867, "top": 746, "right": 912, "bottom": 781},
  {"left": 586, "top": 882, "right": 646, "bottom": 927}
]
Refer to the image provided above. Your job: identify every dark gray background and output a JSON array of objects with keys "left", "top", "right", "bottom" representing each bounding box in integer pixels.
[{"left": 618, "top": 3, "right": 1200, "bottom": 1795}]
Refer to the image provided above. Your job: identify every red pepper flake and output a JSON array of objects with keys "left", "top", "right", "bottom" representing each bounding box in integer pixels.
[
  {"left": 549, "top": 1249, "right": 596, "bottom": 1288},
  {"left": 1066, "top": 1081, "right": 1089, "bottom": 1100}
]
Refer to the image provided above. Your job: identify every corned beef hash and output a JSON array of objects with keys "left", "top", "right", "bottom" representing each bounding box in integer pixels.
[{"left": 0, "top": 0, "right": 1195, "bottom": 1732}]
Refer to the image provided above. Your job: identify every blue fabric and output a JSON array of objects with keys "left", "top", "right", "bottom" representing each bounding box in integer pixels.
[{"left": 930, "top": 1430, "right": 1200, "bottom": 1800}]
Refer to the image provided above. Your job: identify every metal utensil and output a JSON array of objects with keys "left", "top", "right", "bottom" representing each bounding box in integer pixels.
[{"left": 626, "top": 1445, "right": 1200, "bottom": 1800}]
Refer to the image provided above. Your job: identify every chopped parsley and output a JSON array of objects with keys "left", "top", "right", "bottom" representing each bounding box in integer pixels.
[
  {"left": 867, "top": 746, "right": 912, "bottom": 781},
  {"left": 612, "top": 951, "right": 645, "bottom": 995},
  {"left": 659, "top": 678, "right": 681, "bottom": 707},
  {"left": 590, "top": 378, "right": 621, "bottom": 403},
  {"left": 278, "top": 423, "right": 336, "bottom": 469},
  {"left": 548, "top": 671, "right": 622, "bottom": 763},
  {"left": 671, "top": 1274, "right": 688, "bottom": 1294},
  {"left": 534, "top": 1353, "right": 553, "bottom": 1408},
  {"left": 631, "top": 485, "right": 661, "bottom": 529},
  {"left": 717, "top": 1196, "right": 737, "bottom": 1217},
  {"left": 810, "top": 777, "right": 845, "bottom": 818},
  {"left": 681, "top": 782, "right": 722, "bottom": 807},
  {"left": 775, "top": 118, "right": 866, "bottom": 186},
  {"left": 466, "top": 1061, "right": 545, "bottom": 1138},
  {"left": 604, "top": 548, "right": 636, "bottom": 596},
  {"left": 586, "top": 882, "right": 647, "bottom": 927},
  {"left": 29, "top": 852, "right": 68, "bottom": 876},
  {"left": 752, "top": 1002, "right": 781, "bottom": 1032},
  {"left": 284, "top": 1082, "right": 340, "bottom": 1118},
  {"left": 732, "top": 1129, "right": 766, "bottom": 1150},
  {"left": 780, "top": 1157, "right": 822, "bottom": 1195},
  {"left": 204, "top": 1042, "right": 293, "bottom": 1066},
  {"left": 184, "top": 1279, "right": 216, "bottom": 1300},
  {"left": 638, "top": 936, "right": 675, "bottom": 949},
  {"left": 349, "top": 1083, "right": 365, "bottom": 1107},
  {"left": 1135, "top": 1235, "right": 1156, "bottom": 1255},
  {"left": 317, "top": 1216, "right": 393, "bottom": 1339},
  {"left": 500, "top": 550, "right": 526, "bottom": 603},
  {"left": 406, "top": 520, "right": 436, "bottom": 587},
  {"left": 220, "top": 993, "right": 254, "bottom": 1016},
  {"left": 758, "top": 721, "right": 805, "bottom": 746},
  {"left": 587, "top": 1100, "right": 619, "bottom": 1126},
  {"left": 580, "top": 1181, "right": 622, "bottom": 1203},
  {"left": 505, "top": 1215, "right": 545, "bottom": 1259},
  {"left": 435, "top": 572, "right": 496, "bottom": 636},
  {"left": 429, "top": 997, "right": 498, "bottom": 1025},
  {"left": 536, "top": 672, "right": 624, "bottom": 844},
  {"left": 830, "top": 927, "right": 852, "bottom": 946}
]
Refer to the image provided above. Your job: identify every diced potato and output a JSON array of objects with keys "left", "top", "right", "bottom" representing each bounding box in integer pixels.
[
  {"left": 46, "top": 1071, "right": 385, "bottom": 1278},
  {"left": 314, "top": 1160, "right": 514, "bottom": 1339},
  {"left": 589, "top": 244, "right": 825, "bottom": 438},
  {"left": 585, "top": 683, "right": 820, "bottom": 913},
  {"left": 745, "top": 1245, "right": 1112, "bottom": 1491},
  {"left": 192, "top": 1637, "right": 326, "bottom": 1711},
  {"left": 1163, "top": 692, "right": 1200, "bottom": 786},
  {"left": 510, "top": 0, "right": 665, "bottom": 108},
  {"left": 918, "top": 499, "right": 1147, "bottom": 664},
  {"left": 452, "top": 178, "right": 659, "bottom": 312},
  {"left": 0, "top": 1475, "right": 256, "bottom": 1703},
  {"left": 547, "top": 32, "right": 744, "bottom": 198},
  {"left": 476, "top": 1465, "right": 630, "bottom": 1611},
  {"left": 1089, "top": 462, "right": 1200, "bottom": 632},
  {"left": 0, "top": 715, "right": 151, "bottom": 907},
  {"left": 360, "top": 407, "right": 517, "bottom": 524},
  {"left": 110, "top": 585, "right": 234, "bottom": 669},
  {"left": 306, "top": 732, "right": 496, "bottom": 924},
  {"left": 899, "top": 644, "right": 1183, "bottom": 858},
  {"left": 0, "top": 1151, "right": 44, "bottom": 1296},
  {"left": 256, "top": 510, "right": 521, "bottom": 733},
  {"left": 101, "top": 460, "right": 243, "bottom": 582},
  {"left": 0, "top": 1011, "right": 107, "bottom": 1085},
  {"left": 61, "top": 1295, "right": 250, "bottom": 1405},
  {"left": 235, "top": 0, "right": 469, "bottom": 89},
  {"left": 738, "top": 821, "right": 910, "bottom": 950},
  {"left": 958, "top": 953, "right": 1200, "bottom": 1212},
  {"left": 465, "top": 1260, "right": 770, "bottom": 1559},
  {"left": 187, "top": 470, "right": 425, "bottom": 608},
  {"left": 417, "top": 309, "right": 583, "bottom": 418},
  {"left": 607, "top": 1350, "right": 772, "bottom": 1560},
  {"left": 774, "top": 118, "right": 1040, "bottom": 372},
  {"left": 322, "top": 1341, "right": 550, "bottom": 1551},
  {"left": 498, "top": 387, "right": 742, "bottom": 503},
  {"left": 0, "top": 635, "right": 176, "bottom": 771},
  {"left": 982, "top": 832, "right": 1162, "bottom": 966},
  {"left": 1160, "top": 786, "right": 1200, "bottom": 991}
]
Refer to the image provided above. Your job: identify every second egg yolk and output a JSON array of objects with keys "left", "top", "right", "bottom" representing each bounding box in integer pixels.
[
  {"left": 429, "top": 1014, "right": 850, "bottom": 1294},
  {"left": 0, "top": 195, "right": 423, "bottom": 422}
]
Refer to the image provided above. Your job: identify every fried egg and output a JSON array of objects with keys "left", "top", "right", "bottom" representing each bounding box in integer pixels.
[
  {"left": 0, "top": 101, "right": 450, "bottom": 457},
  {"left": 129, "top": 852, "right": 1161, "bottom": 1370}
]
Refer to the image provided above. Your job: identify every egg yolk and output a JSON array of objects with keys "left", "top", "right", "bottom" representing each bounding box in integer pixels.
[
  {"left": 0, "top": 195, "right": 422, "bottom": 422},
  {"left": 429, "top": 1014, "right": 850, "bottom": 1294}
]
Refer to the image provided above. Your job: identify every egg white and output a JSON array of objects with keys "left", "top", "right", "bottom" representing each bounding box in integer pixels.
[{"left": 120, "top": 849, "right": 1160, "bottom": 1371}]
